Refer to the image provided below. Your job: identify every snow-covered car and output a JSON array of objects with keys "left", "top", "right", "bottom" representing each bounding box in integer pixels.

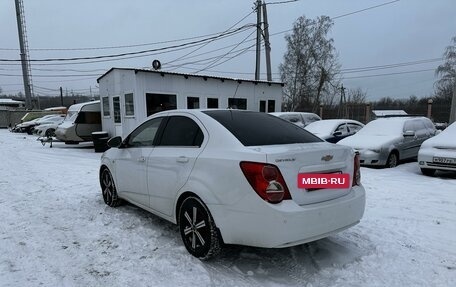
[
  {"left": 305, "top": 119, "right": 364, "bottom": 143},
  {"left": 12, "top": 114, "right": 63, "bottom": 134},
  {"left": 100, "top": 109, "right": 365, "bottom": 259},
  {"left": 338, "top": 117, "right": 437, "bottom": 168},
  {"left": 418, "top": 121, "right": 456, "bottom": 176},
  {"left": 269, "top": 112, "right": 321, "bottom": 128}
]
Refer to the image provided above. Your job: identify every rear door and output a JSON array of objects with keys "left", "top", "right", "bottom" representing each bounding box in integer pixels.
[{"left": 147, "top": 115, "right": 206, "bottom": 216}]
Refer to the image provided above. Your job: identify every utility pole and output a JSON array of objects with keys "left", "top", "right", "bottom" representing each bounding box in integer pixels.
[
  {"left": 450, "top": 81, "right": 456, "bottom": 124},
  {"left": 14, "top": 0, "right": 33, "bottom": 110},
  {"left": 262, "top": 1, "right": 272, "bottom": 81},
  {"left": 255, "top": 0, "right": 262, "bottom": 81},
  {"left": 338, "top": 85, "right": 347, "bottom": 118},
  {"left": 60, "top": 87, "right": 64, "bottom": 106}
]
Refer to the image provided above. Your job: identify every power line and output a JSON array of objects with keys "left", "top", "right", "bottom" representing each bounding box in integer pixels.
[
  {"left": 343, "top": 68, "right": 435, "bottom": 79},
  {"left": 341, "top": 57, "right": 442, "bottom": 72},
  {"left": 0, "top": 25, "right": 254, "bottom": 62},
  {"left": 0, "top": 25, "right": 255, "bottom": 52},
  {"left": 268, "top": 0, "right": 401, "bottom": 38},
  {"left": 265, "top": 0, "right": 300, "bottom": 5},
  {"left": 332, "top": 0, "right": 400, "bottom": 20},
  {"left": 165, "top": 10, "right": 256, "bottom": 66}
]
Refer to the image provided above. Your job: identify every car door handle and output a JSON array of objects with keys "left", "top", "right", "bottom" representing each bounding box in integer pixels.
[
  {"left": 176, "top": 156, "right": 189, "bottom": 163},
  {"left": 137, "top": 156, "right": 146, "bottom": 162}
]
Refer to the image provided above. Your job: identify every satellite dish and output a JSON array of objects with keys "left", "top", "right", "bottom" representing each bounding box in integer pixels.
[{"left": 152, "top": 60, "right": 161, "bottom": 70}]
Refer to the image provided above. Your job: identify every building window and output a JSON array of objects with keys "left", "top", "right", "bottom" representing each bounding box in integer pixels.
[
  {"left": 267, "top": 100, "right": 275, "bottom": 112},
  {"left": 207, "top": 98, "right": 218, "bottom": 109},
  {"left": 102, "top": 97, "right": 110, "bottom": 117},
  {"left": 124, "top": 93, "right": 134, "bottom": 116},
  {"left": 146, "top": 93, "right": 177, "bottom": 116},
  {"left": 228, "top": 98, "right": 247, "bottom": 110},
  {"left": 259, "top": 100, "right": 266, "bottom": 112},
  {"left": 187, "top": 97, "right": 200, "bottom": 109},
  {"left": 113, "top": 96, "right": 121, "bottom": 123}
]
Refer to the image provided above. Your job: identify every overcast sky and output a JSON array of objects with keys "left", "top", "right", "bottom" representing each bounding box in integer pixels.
[{"left": 0, "top": 0, "right": 454, "bottom": 101}]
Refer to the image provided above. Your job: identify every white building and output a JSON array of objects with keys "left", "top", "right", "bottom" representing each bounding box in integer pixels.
[
  {"left": 97, "top": 68, "right": 284, "bottom": 137},
  {"left": 0, "top": 99, "right": 25, "bottom": 110}
]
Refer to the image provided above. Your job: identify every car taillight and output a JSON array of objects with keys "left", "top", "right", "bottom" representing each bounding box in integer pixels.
[
  {"left": 240, "top": 161, "right": 291, "bottom": 204},
  {"left": 353, "top": 152, "right": 361, "bottom": 186}
]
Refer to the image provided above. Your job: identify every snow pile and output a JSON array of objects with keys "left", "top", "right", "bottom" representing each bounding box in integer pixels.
[{"left": 0, "top": 130, "right": 455, "bottom": 286}]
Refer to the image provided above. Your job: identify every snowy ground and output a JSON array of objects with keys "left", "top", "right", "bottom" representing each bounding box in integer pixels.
[{"left": 0, "top": 129, "right": 455, "bottom": 287}]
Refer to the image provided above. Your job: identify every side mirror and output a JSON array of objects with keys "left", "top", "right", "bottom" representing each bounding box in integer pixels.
[
  {"left": 403, "top": 130, "right": 415, "bottom": 137},
  {"left": 333, "top": 131, "right": 342, "bottom": 136},
  {"left": 107, "top": 136, "right": 123, "bottom": 148}
]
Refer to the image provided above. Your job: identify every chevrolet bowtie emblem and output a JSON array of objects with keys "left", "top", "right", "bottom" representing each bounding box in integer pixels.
[{"left": 321, "top": 155, "right": 334, "bottom": 162}]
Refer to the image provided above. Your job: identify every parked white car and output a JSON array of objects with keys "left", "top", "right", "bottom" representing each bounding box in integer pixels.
[
  {"left": 418, "top": 121, "right": 456, "bottom": 176},
  {"left": 269, "top": 112, "right": 321, "bottom": 128},
  {"left": 338, "top": 117, "right": 437, "bottom": 168},
  {"left": 100, "top": 109, "right": 365, "bottom": 259},
  {"left": 305, "top": 119, "right": 364, "bottom": 143},
  {"left": 33, "top": 115, "right": 65, "bottom": 137}
]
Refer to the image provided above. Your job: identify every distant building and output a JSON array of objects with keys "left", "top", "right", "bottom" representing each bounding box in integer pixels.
[
  {"left": 0, "top": 99, "right": 25, "bottom": 110},
  {"left": 97, "top": 68, "right": 284, "bottom": 137}
]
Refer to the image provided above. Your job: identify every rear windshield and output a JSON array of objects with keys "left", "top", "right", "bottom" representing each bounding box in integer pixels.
[{"left": 203, "top": 110, "right": 322, "bottom": 146}]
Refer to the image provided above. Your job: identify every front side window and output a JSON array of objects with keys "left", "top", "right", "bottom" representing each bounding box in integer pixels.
[
  {"left": 335, "top": 124, "right": 348, "bottom": 134},
  {"left": 102, "top": 97, "right": 110, "bottom": 117},
  {"left": 159, "top": 116, "right": 203, "bottom": 147},
  {"left": 347, "top": 123, "right": 363, "bottom": 133},
  {"left": 124, "top": 93, "right": 134, "bottom": 116},
  {"left": 127, "top": 117, "right": 163, "bottom": 147}
]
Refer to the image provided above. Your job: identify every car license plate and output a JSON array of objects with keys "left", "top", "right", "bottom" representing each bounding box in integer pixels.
[{"left": 433, "top": 157, "right": 456, "bottom": 164}]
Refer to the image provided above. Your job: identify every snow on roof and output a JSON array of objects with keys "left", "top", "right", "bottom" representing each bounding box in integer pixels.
[
  {"left": 0, "top": 99, "right": 25, "bottom": 104},
  {"left": 97, "top": 67, "right": 284, "bottom": 86},
  {"left": 372, "top": 110, "right": 408, "bottom": 116}
]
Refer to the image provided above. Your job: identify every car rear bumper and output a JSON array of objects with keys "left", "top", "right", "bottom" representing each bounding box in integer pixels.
[{"left": 209, "top": 185, "right": 365, "bottom": 248}]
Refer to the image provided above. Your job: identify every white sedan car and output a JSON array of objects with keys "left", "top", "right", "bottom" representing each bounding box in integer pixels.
[
  {"left": 418, "top": 121, "right": 456, "bottom": 176},
  {"left": 100, "top": 110, "right": 365, "bottom": 259}
]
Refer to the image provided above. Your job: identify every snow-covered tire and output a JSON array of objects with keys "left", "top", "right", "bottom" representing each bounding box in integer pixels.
[
  {"left": 386, "top": 152, "right": 398, "bottom": 168},
  {"left": 100, "top": 168, "right": 122, "bottom": 207},
  {"left": 420, "top": 168, "right": 436, "bottom": 176},
  {"left": 178, "top": 196, "right": 221, "bottom": 260}
]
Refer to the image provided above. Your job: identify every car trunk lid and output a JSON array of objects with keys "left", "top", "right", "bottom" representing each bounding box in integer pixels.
[{"left": 250, "top": 142, "right": 354, "bottom": 205}]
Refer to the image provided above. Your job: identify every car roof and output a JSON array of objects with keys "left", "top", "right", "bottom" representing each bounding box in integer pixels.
[{"left": 269, "top": 112, "right": 318, "bottom": 116}]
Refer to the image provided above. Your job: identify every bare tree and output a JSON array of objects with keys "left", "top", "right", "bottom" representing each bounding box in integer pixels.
[
  {"left": 347, "top": 88, "right": 367, "bottom": 104},
  {"left": 279, "top": 15, "right": 340, "bottom": 113},
  {"left": 435, "top": 36, "right": 456, "bottom": 90}
]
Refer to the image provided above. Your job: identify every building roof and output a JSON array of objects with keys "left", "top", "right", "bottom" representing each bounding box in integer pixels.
[
  {"left": 0, "top": 98, "right": 25, "bottom": 104},
  {"left": 372, "top": 110, "right": 408, "bottom": 117},
  {"left": 96, "top": 68, "right": 284, "bottom": 86}
]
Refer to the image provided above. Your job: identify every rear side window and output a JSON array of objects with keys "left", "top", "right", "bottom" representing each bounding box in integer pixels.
[
  {"left": 203, "top": 110, "right": 322, "bottom": 146},
  {"left": 159, "top": 116, "right": 203, "bottom": 147}
]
